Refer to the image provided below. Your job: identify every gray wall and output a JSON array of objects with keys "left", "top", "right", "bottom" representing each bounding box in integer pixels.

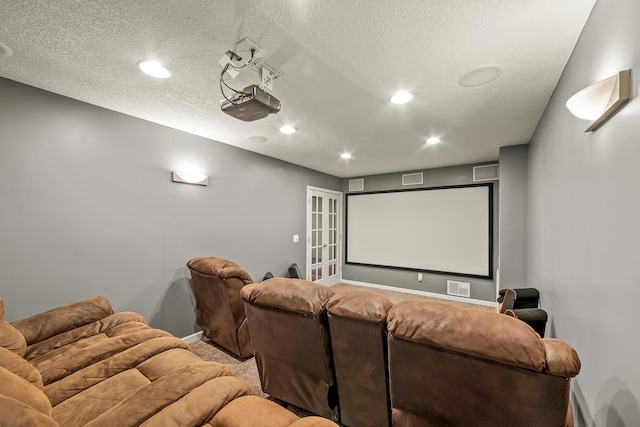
[
  {"left": 0, "top": 77, "right": 341, "bottom": 337},
  {"left": 498, "top": 144, "right": 528, "bottom": 288},
  {"left": 341, "top": 164, "right": 498, "bottom": 302},
  {"left": 527, "top": 0, "right": 640, "bottom": 424}
]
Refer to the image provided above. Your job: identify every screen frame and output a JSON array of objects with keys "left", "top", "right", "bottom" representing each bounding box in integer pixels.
[{"left": 344, "top": 183, "right": 494, "bottom": 280}]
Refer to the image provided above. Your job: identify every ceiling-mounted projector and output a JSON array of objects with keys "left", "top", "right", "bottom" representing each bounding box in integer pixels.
[{"left": 220, "top": 85, "right": 281, "bottom": 122}]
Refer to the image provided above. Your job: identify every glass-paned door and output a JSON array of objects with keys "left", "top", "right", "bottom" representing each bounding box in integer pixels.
[{"left": 307, "top": 187, "right": 342, "bottom": 286}]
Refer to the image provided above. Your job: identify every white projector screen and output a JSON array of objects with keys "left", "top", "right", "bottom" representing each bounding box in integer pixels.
[{"left": 346, "top": 184, "right": 492, "bottom": 278}]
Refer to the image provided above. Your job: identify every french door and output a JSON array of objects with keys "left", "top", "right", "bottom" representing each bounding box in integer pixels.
[{"left": 306, "top": 187, "right": 343, "bottom": 286}]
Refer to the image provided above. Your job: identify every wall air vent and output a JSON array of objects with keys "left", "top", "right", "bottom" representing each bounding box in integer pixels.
[
  {"left": 473, "top": 164, "right": 499, "bottom": 182},
  {"left": 349, "top": 179, "right": 364, "bottom": 192},
  {"left": 447, "top": 280, "right": 471, "bottom": 298},
  {"left": 402, "top": 172, "right": 423, "bottom": 186}
]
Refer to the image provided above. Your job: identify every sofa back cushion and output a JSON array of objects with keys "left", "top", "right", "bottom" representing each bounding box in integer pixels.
[
  {"left": 388, "top": 299, "right": 546, "bottom": 371},
  {"left": 11, "top": 296, "right": 114, "bottom": 346}
]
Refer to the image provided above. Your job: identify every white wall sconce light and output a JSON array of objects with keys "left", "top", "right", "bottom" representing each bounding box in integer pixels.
[
  {"left": 172, "top": 171, "right": 208, "bottom": 186},
  {"left": 566, "top": 69, "right": 632, "bottom": 132}
]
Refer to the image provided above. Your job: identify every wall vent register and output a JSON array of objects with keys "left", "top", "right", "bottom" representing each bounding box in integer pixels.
[
  {"left": 402, "top": 172, "right": 423, "bottom": 186},
  {"left": 447, "top": 280, "right": 471, "bottom": 298},
  {"left": 348, "top": 179, "right": 364, "bottom": 192},
  {"left": 473, "top": 164, "right": 499, "bottom": 182}
]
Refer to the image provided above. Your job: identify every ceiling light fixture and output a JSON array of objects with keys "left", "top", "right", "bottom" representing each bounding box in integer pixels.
[
  {"left": 458, "top": 64, "right": 503, "bottom": 87},
  {"left": 279, "top": 125, "right": 297, "bottom": 134},
  {"left": 341, "top": 153, "right": 352, "bottom": 159},
  {"left": 138, "top": 60, "right": 171, "bottom": 79},
  {"left": 566, "top": 69, "right": 632, "bottom": 132},
  {"left": 246, "top": 135, "right": 268, "bottom": 143},
  {"left": 426, "top": 137, "right": 441, "bottom": 145},
  {"left": 172, "top": 171, "right": 208, "bottom": 186},
  {"left": 390, "top": 91, "right": 413, "bottom": 104}
]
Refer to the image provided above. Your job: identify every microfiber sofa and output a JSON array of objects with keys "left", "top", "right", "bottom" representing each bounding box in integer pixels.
[{"left": 0, "top": 296, "right": 338, "bottom": 427}]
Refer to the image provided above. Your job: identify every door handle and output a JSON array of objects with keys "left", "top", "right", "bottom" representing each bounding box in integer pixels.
[{"left": 322, "top": 244, "right": 328, "bottom": 248}]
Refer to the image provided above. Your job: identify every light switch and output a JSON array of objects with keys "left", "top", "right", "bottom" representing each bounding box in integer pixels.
[{"left": 293, "top": 234, "right": 300, "bottom": 243}]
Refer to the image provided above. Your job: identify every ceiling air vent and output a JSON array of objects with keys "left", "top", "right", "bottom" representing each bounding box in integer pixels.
[
  {"left": 349, "top": 179, "right": 364, "bottom": 192},
  {"left": 473, "top": 164, "right": 499, "bottom": 182},
  {"left": 402, "top": 172, "right": 423, "bottom": 186}
]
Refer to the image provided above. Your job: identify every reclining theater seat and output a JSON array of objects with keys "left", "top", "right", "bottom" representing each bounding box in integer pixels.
[
  {"left": 387, "top": 299, "right": 581, "bottom": 427},
  {"left": 326, "top": 290, "right": 394, "bottom": 427},
  {"left": 187, "top": 257, "right": 254, "bottom": 360},
  {"left": 241, "top": 278, "right": 339, "bottom": 421}
]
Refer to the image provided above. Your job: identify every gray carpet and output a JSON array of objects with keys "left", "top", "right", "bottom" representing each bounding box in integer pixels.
[{"left": 188, "top": 282, "right": 495, "bottom": 417}]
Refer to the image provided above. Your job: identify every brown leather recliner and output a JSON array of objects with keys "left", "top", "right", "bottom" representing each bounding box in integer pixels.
[
  {"left": 326, "top": 290, "right": 393, "bottom": 427},
  {"left": 240, "top": 278, "right": 339, "bottom": 422},
  {"left": 387, "top": 299, "right": 581, "bottom": 427},
  {"left": 187, "top": 257, "right": 253, "bottom": 360}
]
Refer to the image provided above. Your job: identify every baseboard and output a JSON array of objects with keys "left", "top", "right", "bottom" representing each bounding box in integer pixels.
[
  {"left": 181, "top": 331, "right": 203, "bottom": 344},
  {"left": 339, "top": 279, "right": 498, "bottom": 308}
]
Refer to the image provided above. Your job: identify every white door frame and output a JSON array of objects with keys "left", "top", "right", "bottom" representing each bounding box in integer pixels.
[{"left": 306, "top": 186, "right": 344, "bottom": 286}]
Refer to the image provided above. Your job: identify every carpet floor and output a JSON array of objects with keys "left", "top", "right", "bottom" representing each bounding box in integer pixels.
[{"left": 188, "top": 282, "right": 496, "bottom": 418}]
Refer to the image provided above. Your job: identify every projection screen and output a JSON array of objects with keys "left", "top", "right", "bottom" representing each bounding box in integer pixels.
[{"left": 345, "top": 184, "right": 493, "bottom": 279}]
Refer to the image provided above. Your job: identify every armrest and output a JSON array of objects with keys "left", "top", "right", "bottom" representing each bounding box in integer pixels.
[
  {"left": 12, "top": 296, "right": 114, "bottom": 345},
  {"left": 542, "top": 338, "right": 581, "bottom": 377}
]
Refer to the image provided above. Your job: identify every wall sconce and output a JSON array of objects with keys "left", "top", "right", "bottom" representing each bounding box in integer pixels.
[
  {"left": 566, "top": 69, "right": 632, "bottom": 132},
  {"left": 172, "top": 171, "right": 208, "bottom": 186}
]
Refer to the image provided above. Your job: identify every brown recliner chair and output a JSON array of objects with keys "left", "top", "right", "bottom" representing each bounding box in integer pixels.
[
  {"left": 326, "top": 290, "right": 393, "bottom": 427},
  {"left": 240, "top": 278, "right": 339, "bottom": 422},
  {"left": 387, "top": 299, "right": 581, "bottom": 427},
  {"left": 187, "top": 257, "right": 253, "bottom": 360}
]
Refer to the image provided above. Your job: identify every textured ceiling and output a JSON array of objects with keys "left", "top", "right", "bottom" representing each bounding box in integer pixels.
[{"left": 0, "top": 0, "right": 596, "bottom": 178}]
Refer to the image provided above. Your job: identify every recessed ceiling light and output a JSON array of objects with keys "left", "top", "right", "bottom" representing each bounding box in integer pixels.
[
  {"left": 138, "top": 60, "right": 171, "bottom": 79},
  {"left": 279, "top": 125, "right": 297, "bottom": 134},
  {"left": 426, "top": 137, "right": 441, "bottom": 145},
  {"left": 458, "top": 64, "right": 503, "bottom": 87},
  {"left": 341, "top": 153, "right": 352, "bottom": 159},
  {"left": 390, "top": 91, "right": 413, "bottom": 104},
  {"left": 0, "top": 41, "right": 13, "bottom": 57},
  {"left": 246, "top": 135, "right": 268, "bottom": 143}
]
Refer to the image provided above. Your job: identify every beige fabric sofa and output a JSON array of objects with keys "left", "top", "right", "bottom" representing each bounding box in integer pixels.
[{"left": 0, "top": 296, "right": 338, "bottom": 427}]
